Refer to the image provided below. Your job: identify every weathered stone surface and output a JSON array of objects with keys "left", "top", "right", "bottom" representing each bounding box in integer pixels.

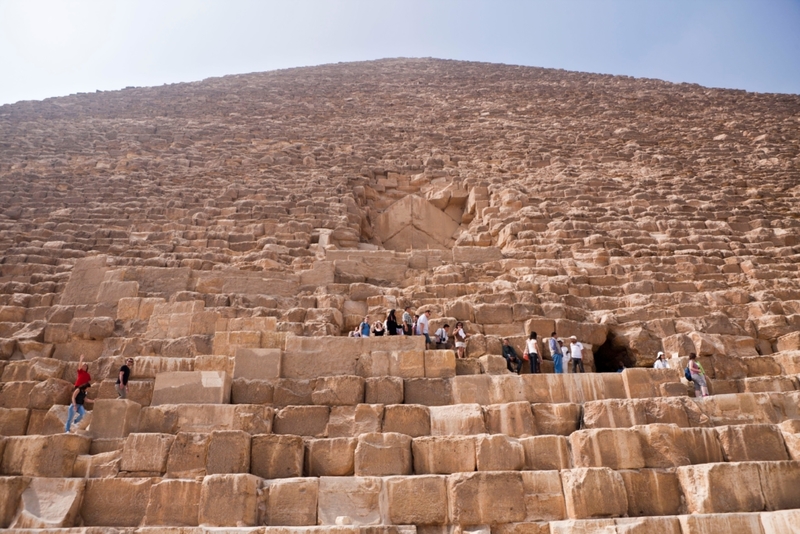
[
  {"left": 569, "top": 428, "right": 645, "bottom": 470},
  {"left": 1, "top": 434, "right": 90, "bottom": 477},
  {"left": 273, "top": 405, "right": 329, "bottom": 437},
  {"left": 484, "top": 401, "right": 536, "bottom": 437},
  {"left": 365, "top": 376, "right": 404, "bottom": 404},
  {"left": 520, "top": 435, "right": 571, "bottom": 471},
  {"left": 206, "top": 429, "right": 250, "bottom": 474},
  {"left": 144, "top": 479, "right": 201, "bottom": 526},
  {"left": 619, "top": 469, "right": 683, "bottom": 517},
  {"left": 354, "top": 432, "right": 412, "bottom": 476},
  {"left": 385, "top": 475, "right": 448, "bottom": 525},
  {"left": 520, "top": 470, "right": 566, "bottom": 521},
  {"left": 264, "top": 477, "right": 318, "bottom": 526},
  {"left": 120, "top": 433, "right": 174, "bottom": 475},
  {"left": 151, "top": 371, "right": 231, "bottom": 405},
  {"left": 250, "top": 434, "right": 304, "bottom": 479},
  {"left": 383, "top": 404, "right": 430, "bottom": 437},
  {"left": 429, "top": 403, "right": 485, "bottom": 435},
  {"left": 447, "top": 471, "right": 526, "bottom": 525},
  {"left": 0, "top": 476, "right": 29, "bottom": 528},
  {"left": 317, "top": 476, "right": 383, "bottom": 525},
  {"left": 475, "top": 434, "right": 525, "bottom": 471},
  {"left": 233, "top": 347, "right": 281, "bottom": 380},
  {"left": 198, "top": 473, "right": 259, "bottom": 526},
  {"left": 715, "top": 424, "right": 789, "bottom": 462},
  {"left": 560, "top": 467, "right": 628, "bottom": 519},
  {"left": 81, "top": 477, "right": 153, "bottom": 526},
  {"left": 305, "top": 437, "right": 357, "bottom": 476},
  {"left": 10, "top": 477, "right": 85, "bottom": 528},
  {"left": 677, "top": 462, "right": 764, "bottom": 513},
  {"left": 412, "top": 436, "right": 476, "bottom": 474}
]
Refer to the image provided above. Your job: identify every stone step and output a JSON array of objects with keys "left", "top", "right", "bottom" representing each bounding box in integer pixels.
[{"left": 2, "top": 462, "right": 799, "bottom": 528}]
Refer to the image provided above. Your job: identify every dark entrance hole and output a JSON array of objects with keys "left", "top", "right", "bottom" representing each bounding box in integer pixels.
[{"left": 593, "top": 333, "right": 636, "bottom": 372}]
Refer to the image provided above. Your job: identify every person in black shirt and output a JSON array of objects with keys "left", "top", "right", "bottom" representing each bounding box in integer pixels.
[
  {"left": 65, "top": 383, "right": 93, "bottom": 432},
  {"left": 502, "top": 338, "right": 522, "bottom": 374},
  {"left": 116, "top": 357, "right": 134, "bottom": 399}
]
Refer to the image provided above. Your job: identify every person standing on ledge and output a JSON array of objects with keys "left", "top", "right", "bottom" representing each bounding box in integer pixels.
[
  {"left": 359, "top": 316, "right": 371, "bottom": 338},
  {"left": 385, "top": 309, "right": 400, "bottom": 336},
  {"left": 549, "top": 332, "right": 563, "bottom": 374},
  {"left": 569, "top": 336, "right": 585, "bottom": 373},
  {"left": 116, "top": 357, "right": 134, "bottom": 399},
  {"left": 402, "top": 306, "right": 413, "bottom": 336},
  {"left": 688, "top": 353, "right": 710, "bottom": 397},
  {"left": 418, "top": 309, "right": 432, "bottom": 348},
  {"left": 525, "top": 331, "right": 542, "bottom": 373}
]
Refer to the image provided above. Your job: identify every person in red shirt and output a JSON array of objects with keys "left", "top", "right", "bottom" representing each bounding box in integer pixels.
[{"left": 74, "top": 354, "right": 91, "bottom": 388}]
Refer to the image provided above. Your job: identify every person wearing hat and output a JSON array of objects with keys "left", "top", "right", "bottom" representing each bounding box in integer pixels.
[
  {"left": 569, "top": 336, "right": 585, "bottom": 373},
  {"left": 654, "top": 351, "right": 669, "bottom": 369}
]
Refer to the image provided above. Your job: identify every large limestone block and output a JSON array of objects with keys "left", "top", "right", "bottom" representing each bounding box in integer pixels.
[
  {"left": 495, "top": 522, "right": 551, "bottom": 534},
  {"left": 561, "top": 468, "right": 628, "bottom": 519},
  {"left": 677, "top": 512, "right": 764, "bottom": 534},
  {"left": 716, "top": 424, "right": 789, "bottom": 462},
  {"left": 198, "top": 473, "right": 260, "bottom": 526},
  {"left": 312, "top": 375, "right": 365, "bottom": 405},
  {"left": 682, "top": 427, "right": 726, "bottom": 465},
  {"left": 365, "top": 376, "right": 404, "bottom": 404},
  {"left": 550, "top": 517, "right": 682, "bottom": 534},
  {"left": 27, "top": 378, "right": 72, "bottom": 410},
  {"left": 677, "top": 462, "right": 764, "bottom": 513},
  {"left": 1, "top": 357, "right": 65, "bottom": 382},
  {"left": 305, "top": 437, "right": 357, "bottom": 476},
  {"left": 451, "top": 374, "right": 493, "bottom": 404},
  {"left": 761, "top": 509, "right": 800, "bottom": 534},
  {"left": 151, "top": 371, "right": 231, "bottom": 405},
  {"left": 583, "top": 399, "right": 647, "bottom": 428},
  {"left": 642, "top": 397, "right": 691, "bottom": 427},
  {"left": 233, "top": 347, "right": 281, "bottom": 380},
  {"left": 413, "top": 436, "right": 477, "bottom": 474},
  {"left": 144, "top": 479, "right": 200, "bottom": 526},
  {"left": 424, "top": 350, "right": 456, "bottom": 378},
  {"left": 265, "top": 477, "right": 318, "bottom": 526},
  {"left": 429, "top": 404, "right": 485, "bottom": 435},
  {"left": 0, "top": 476, "right": 29, "bottom": 528},
  {"left": 273, "top": 378, "right": 315, "bottom": 405},
  {"left": 10, "top": 477, "right": 85, "bottom": 528},
  {"left": 622, "top": 368, "right": 682, "bottom": 399},
  {"left": 693, "top": 392, "right": 780, "bottom": 426},
  {"left": 0, "top": 408, "right": 30, "bottom": 435},
  {"left": 532, "top": 403, "right": 581, "bottom": 436},
  {"left": 447, "top": 471, "right": 526, "bottom": 525},
  {"left": 376, "top": 194, "right": 459, "bottom": 251},
  {"left": 569, "top": 428, "right": 645, "bottom": 470},
  {"left": 403, "top": 378, "right": 453, "bottom": 406},
  {"left": 69, "top": 316, "right": 115, "bottom": 340},
  {"left": 0, "top": 382, "right": 36, "bottom": 409},
  {"left": 475, "top": 434, "right": 524, "bottom": 471},
  {"left": 73, "top": 449, "right": 121, "bottom": 478},
  {"left": 81, "top": 477, "right": 153, "bottom": 526},
  {"left": 317, "top": 476, "right": 384, "bottom": 525},
  {"left": 251, "top": 434, "right": 304, "bottom": 479},
  {"left": 453, "top": 246, "right": 503, "bottom": 263},
  {"left": 636, "top": 424, "right": 693, "bottom": 468},
  {"left": 354, "top": 432, "right": 412, "bottom": 476},
  {"left": 140, "top": 403, "right": 273, "bottom": 434},
  {"left": 120, "top": 433, "right": 174, "bottom": 475},
  {"left": 273, "top": 406, "right": 329, "bottom": 437},
  {"left": 759, "top": 460, "right": 800, "bottom": 511},
  {"left": 519, "top": 436, "right": 571, "bottom": 471},
  {"left": 326, "top": 404, "right": 383, "bottom": 438},
  {"left": 384, "top": 475, "right": 448, "bottom": 525},
  {"left": 164, "top": 433, "right": 207, "bottom": 479},
  {"left": 60, "top": 255, "right": 107, "bottom": 306},
  {"left": 521, "top": 470, "right": 566, "bottom": 521},
  {"left": 2, "top": 434, "right": 90, "bottom": 477},
  {"left": 484, "top": 401, "right": 536, "bottom": 437},
  {"left": 231, "top": 378, "right": 274, "bottom": 404},
  {"left": 207, "top": 430, "right": 250, "bottom": 474},
  {"left": 383, "top": 404, "right": 431, "bottom": 437},
  {"left": 358, "top": 350, "right": 426, "bottom": 378},
  {"left": 283, "top": 348, "right": 360, "bottom": 379},
  {"left": 619, "top": 469, "right": 682, "bottom": 517}
]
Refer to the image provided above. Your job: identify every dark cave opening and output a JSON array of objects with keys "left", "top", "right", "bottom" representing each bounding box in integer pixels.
[{"left": 593, "top": 333, "right": 637, "bottom": 372}]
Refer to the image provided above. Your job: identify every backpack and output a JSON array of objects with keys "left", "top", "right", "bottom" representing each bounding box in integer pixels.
[{"left": 684, "top": 367, "right": 693, "bottom": 381}]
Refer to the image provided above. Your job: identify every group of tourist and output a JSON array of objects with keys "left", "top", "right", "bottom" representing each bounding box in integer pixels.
[
  {"left": 501, "top": 332, "right": 585, "bottom": 375},
  {"left": 64, "top": 355, "right": 134, "bottom": 432},
  {"left": 348, "top": 308, "right": 471, "bottom": 358}
]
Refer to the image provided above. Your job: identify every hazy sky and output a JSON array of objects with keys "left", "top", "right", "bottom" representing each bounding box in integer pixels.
[{"left": 1, "top": 0, "right": 799, "bottom": 106}]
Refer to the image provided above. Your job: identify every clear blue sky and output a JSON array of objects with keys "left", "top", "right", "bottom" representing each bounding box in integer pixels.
[{"left": 1, "top": 0, "right": 798, "bottom": 105}]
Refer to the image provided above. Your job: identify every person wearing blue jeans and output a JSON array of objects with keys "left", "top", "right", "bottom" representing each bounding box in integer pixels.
[
  {"left": 65, "top": 383, "right": 93, "bottom": 432},
  {"left": 549, "top": 332, "right": 563, "bottom": 374}
]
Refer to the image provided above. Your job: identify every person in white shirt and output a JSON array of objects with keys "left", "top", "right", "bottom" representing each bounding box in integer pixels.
[
  {"left": 654, "top": 351, "right": 669, "bottom": 369},
  {"left": 417, "top": 310, "right": 432, "bottom": 348},
  {"left": 569, "top": 335, "right": 585, "bottom": 373},
  {"left": 434, "top": 324, "right": 451, "bottom": 349},
  {"left": 454, "top": 321, "right": 469, "bottom": 359},
  {"left": 525, "top": 331, "right": 541, "bottom": 373}
]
